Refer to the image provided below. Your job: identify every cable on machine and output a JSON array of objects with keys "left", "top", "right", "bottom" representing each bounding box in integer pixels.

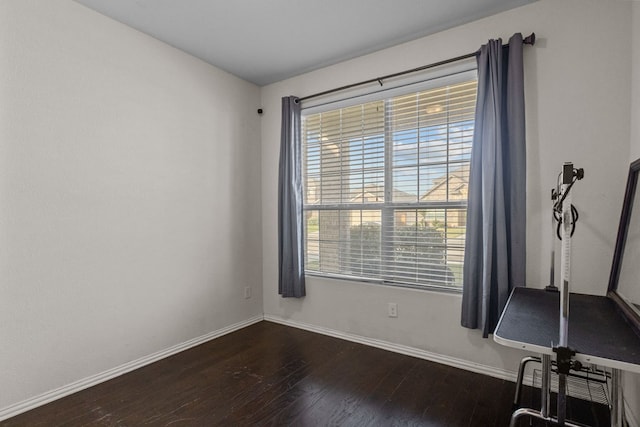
[{"left": 551, "top": 167, "right": 584, "bottom": 240}]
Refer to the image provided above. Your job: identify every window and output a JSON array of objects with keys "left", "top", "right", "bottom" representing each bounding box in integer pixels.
[{"left": 302, "top": 74, "right": 476, "bottom": 290}]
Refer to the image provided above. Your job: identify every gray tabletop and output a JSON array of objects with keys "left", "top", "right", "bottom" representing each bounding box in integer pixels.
[{"left": 494, "top": 287, "right": 640, "bottom": 372}]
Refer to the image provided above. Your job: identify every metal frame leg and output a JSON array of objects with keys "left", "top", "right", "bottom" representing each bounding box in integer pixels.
[
  {"left": 557, "top": 372, "right": 567, "bottom": 425},
  {"left": 514, "top": 356, "right": 541, "bottom": 409},
  {"left": 509, "top": 408, "right": 583, "bottom": 427},
  {"left": 509, "top": 354, "right": 582, "bottom": 427},
  {"left": 541, "top": 354, "right": 551, "bottom": 418},
  {"left": 611, "top": 368, "right": 624, "bottom": 427}
]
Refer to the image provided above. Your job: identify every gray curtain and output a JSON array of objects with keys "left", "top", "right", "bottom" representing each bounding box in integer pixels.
[
  {"left": 461, "top": 33, "right": 526, "bottom": 337},
  {"left": 278, "top": 96, "right": 306, "bottom": 298}
]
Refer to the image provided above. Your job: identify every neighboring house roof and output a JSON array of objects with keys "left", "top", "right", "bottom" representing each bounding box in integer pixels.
[
  {"left": 306, "top": 163, "right": 470, "bottom": 205},
  {"left": 420, "top": 163, "right": 470, "bottom": 201},
  {"left": 349, "top": 185, "right": 416, "bottom": 203}
]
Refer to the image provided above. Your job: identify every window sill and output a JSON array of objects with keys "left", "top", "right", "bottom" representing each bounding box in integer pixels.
[{"left": 304, "top": 271, "right": 463, "bottom": 295}]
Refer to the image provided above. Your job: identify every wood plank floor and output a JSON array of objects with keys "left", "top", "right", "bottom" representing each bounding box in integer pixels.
[{"left": 2, "top": 321, "right": 609, "bottom": 426}]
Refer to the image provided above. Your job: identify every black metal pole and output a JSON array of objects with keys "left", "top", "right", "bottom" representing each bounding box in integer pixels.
[{"left": 297, "top": 33, "right": 535, "bottom": 103}]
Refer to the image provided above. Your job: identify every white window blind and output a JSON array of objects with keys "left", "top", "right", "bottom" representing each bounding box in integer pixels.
[{"left": 302, "top": 75, "right": 477, "bottom": 290}]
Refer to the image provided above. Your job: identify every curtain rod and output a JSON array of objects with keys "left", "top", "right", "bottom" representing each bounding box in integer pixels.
[{"left": 297, "top": 32, "right": 535, "bottom": 103}]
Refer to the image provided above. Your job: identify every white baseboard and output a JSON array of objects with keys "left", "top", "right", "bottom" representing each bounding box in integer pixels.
[
  {"left": 263, "top": 314, "right": 518, "bottom": 383},
  {"left": 0, "top": 315, "right": 264, "bottom": 422}
]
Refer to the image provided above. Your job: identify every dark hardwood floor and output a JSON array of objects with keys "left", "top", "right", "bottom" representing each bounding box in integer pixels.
[{"left": 3, "top": 321, "right": 609, "bottom": 426}]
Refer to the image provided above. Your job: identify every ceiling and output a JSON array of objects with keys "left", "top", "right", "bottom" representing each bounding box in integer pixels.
[{"left": 73, "top": 0, "right": 535, "bottom": 86}]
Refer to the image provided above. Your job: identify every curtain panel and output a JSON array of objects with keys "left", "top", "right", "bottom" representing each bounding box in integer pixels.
[
  {"left": 461, "top": 33, "right": 526, "bottom": 337},
  {"left": 278, "top": 96, "right": 306, "bottom": 298}
]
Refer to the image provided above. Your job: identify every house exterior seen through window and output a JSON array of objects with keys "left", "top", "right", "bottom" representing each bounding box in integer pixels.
[{"left": 302, "top": 77, "right": 477, "bottom": 290}]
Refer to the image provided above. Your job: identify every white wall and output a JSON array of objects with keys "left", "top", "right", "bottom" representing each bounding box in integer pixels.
[
  {"left": 0, "top": 0, "right": 262, "bottom": 411},
  {"left": 261, "top": 0, "right": 632, "bottom": 375},
  {"left": 2, "top": 0, "right": 636, "bottom": 421},
  {"left": 632, "top": 1, "right": 640, "bottom": 162},
  {"left": 624, "top": 3, "right": 640, "bottom": 425}
]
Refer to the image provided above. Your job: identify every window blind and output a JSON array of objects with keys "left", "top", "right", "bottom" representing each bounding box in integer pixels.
[{"left": 302, "top": 76, "right": 477, "bottom": 290}]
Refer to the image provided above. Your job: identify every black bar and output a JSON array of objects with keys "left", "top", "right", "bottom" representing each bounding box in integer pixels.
[
  {"left": 297, "top": 32, "right": 536, "bottom": 103},
  {"left": 563, "top": 163, "right": 574, "bottom": 185}
]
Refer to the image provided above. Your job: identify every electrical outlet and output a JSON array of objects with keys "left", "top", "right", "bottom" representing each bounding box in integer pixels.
[
  {"left": 388, "top": 302, "right": 398, "bottom": 318},
  {"left": 244, "top": 287, "right": 251, "bottom": 299}
]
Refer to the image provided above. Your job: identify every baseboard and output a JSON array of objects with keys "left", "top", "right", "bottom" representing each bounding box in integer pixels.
[
  {"left": 0, "top": 315, "right": 264, "bottom": 422},
  {"left": 263, "top": 314, "right": 518, "bottom": 383}
]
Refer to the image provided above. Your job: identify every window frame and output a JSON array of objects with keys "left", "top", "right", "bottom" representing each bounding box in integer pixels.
[{"left": 301, "top": 68, "right": 477, "bottom": 293}]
